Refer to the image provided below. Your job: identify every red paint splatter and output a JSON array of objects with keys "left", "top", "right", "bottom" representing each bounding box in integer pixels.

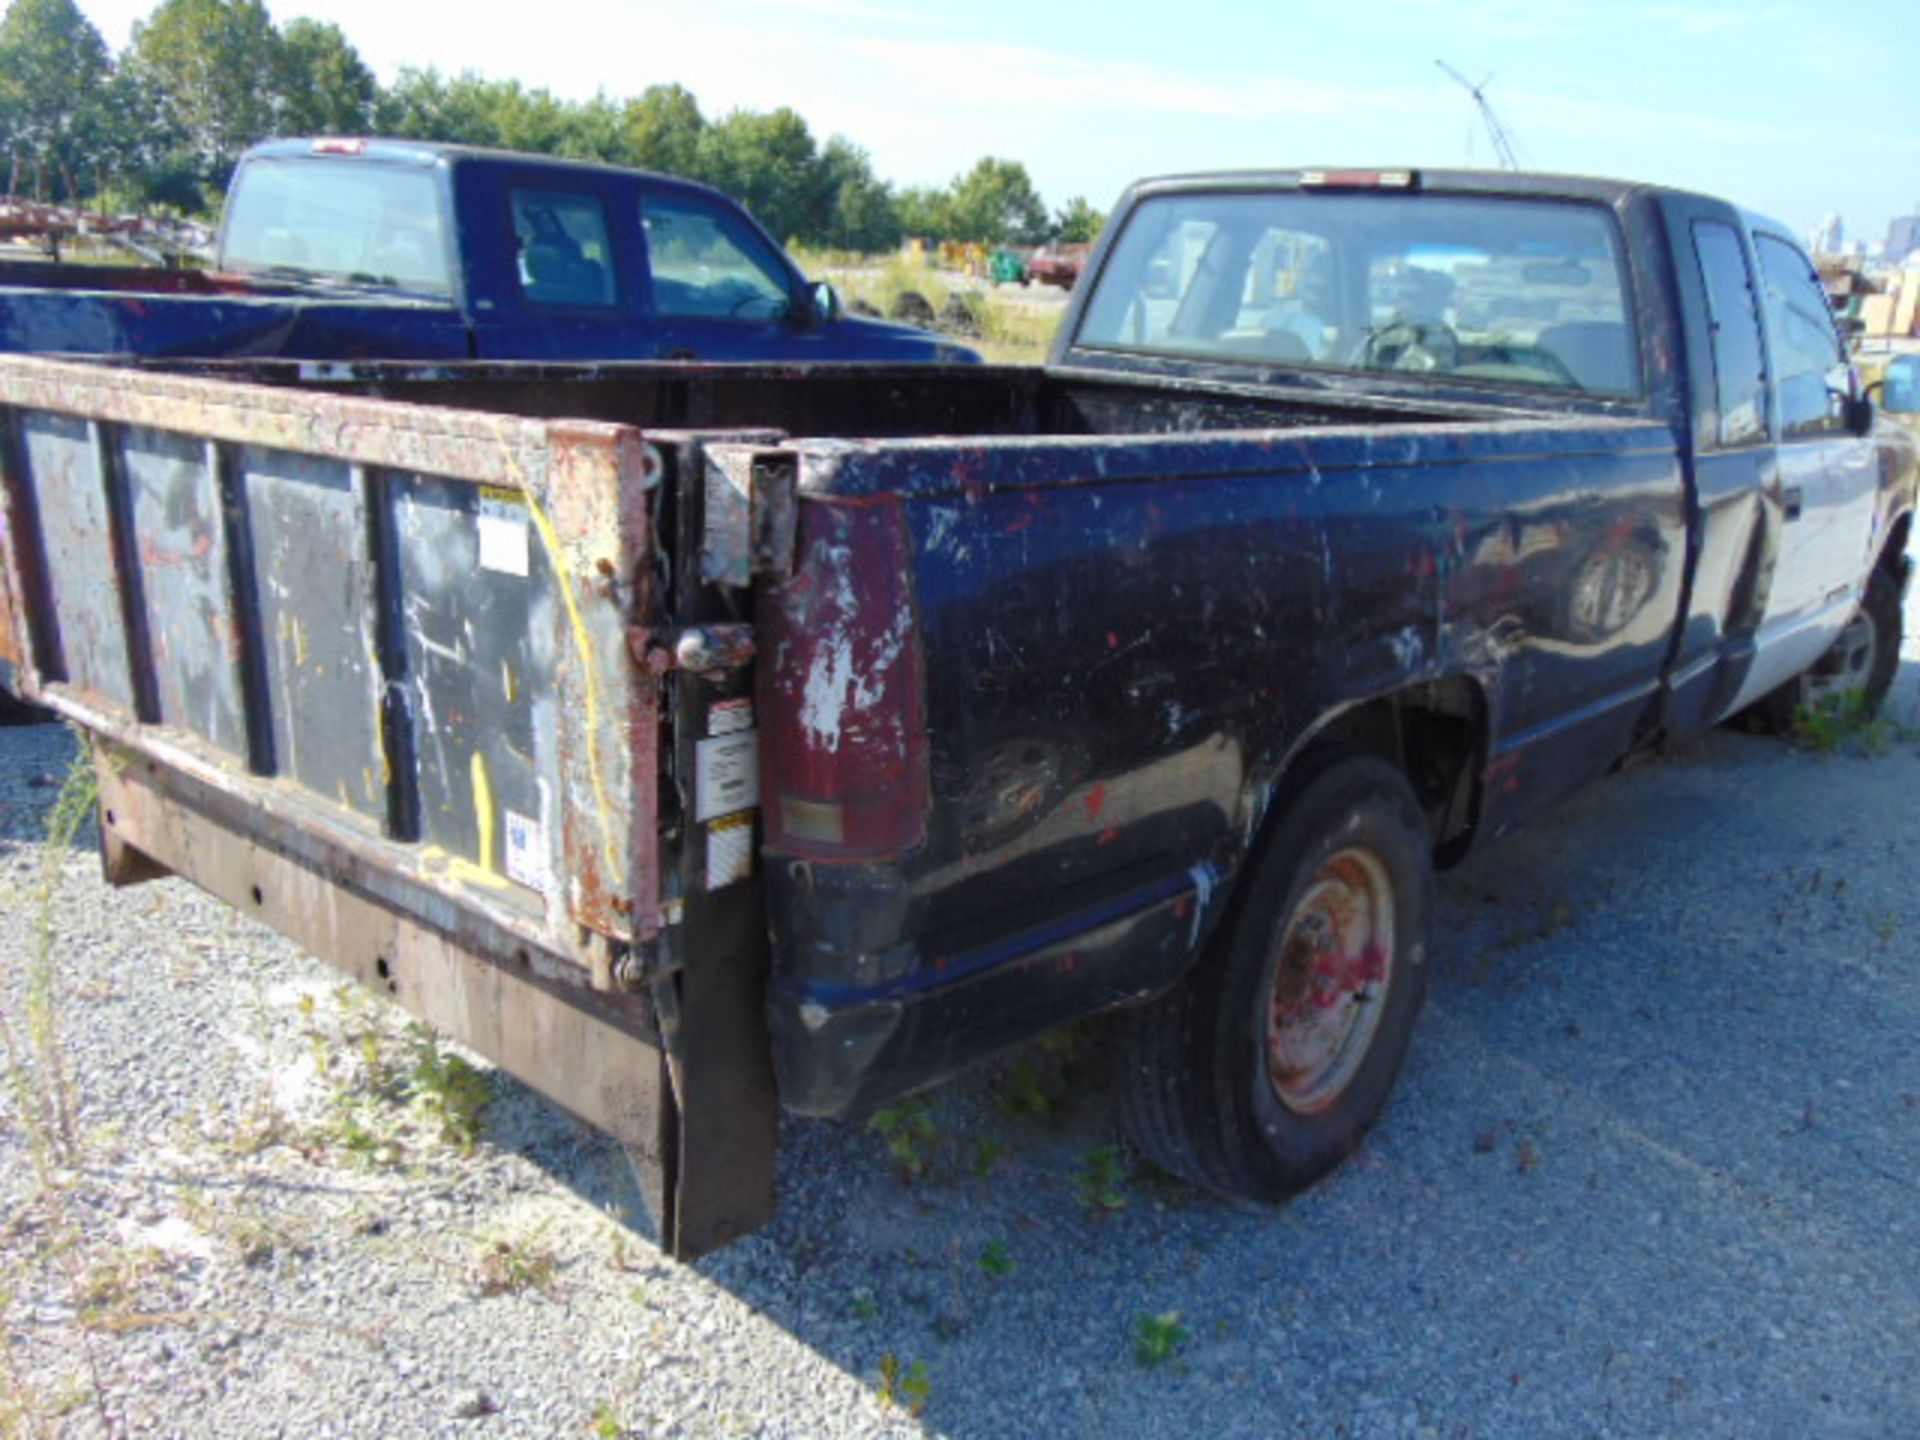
[
  {"left": 1173, "top": 899, "right": 1192, "bottom": 921},
  {"left": 1083, "top": 784, "right": 1107, "bottom": 822},
  {"left": 1106, "top": 631, "right": 1120, "bottom": 650},
  {"left": 1097, "top": 826, "right": 1121, "bottom": 847},
  {"left": 1003, "top": 513, "right": 1035, "bottom": 535}
]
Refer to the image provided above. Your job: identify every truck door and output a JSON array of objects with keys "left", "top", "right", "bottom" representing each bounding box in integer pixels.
[
  {"left": 634, "top": 190, "right": 816, "bottom": 362},
  {"left": 1728, "top": 231, "right": 1879, "bottom": 709},
  {"left": 461, "top": 164, "right": 664, "bottom": 360}
]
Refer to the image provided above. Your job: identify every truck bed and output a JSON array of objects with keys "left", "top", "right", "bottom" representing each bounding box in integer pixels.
[{"left": 0, "top": 354, "right": 1678, "bottom": 1252}]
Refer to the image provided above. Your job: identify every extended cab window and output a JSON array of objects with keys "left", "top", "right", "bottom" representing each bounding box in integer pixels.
[
  {"left": 1754, "top": 234, "right": 1849, "bottom": 437},
  {"left": 641, "top": 194, "right": 791, "bottom": 320},
  {"left": 222, "top": 159, "right": 452, "bottom": 298},
  {"left": 512, "top": 190, "right": 616, "bottom": 308},
  {"left": 1076, "top": 189, "right": 1637, "bottom": 395},
  {"left": 1691, "top": 221, "right": 1768, "bottom": 446}
]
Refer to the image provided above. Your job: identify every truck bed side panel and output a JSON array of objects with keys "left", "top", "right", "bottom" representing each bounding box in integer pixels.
[{"left": 763, "top": 417, "right": 1683, "bottom": 1112}]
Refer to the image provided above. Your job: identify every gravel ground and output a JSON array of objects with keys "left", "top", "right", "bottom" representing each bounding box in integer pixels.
[{"left": 3, "top": 594, "right": 1919, "bottom": 1439}]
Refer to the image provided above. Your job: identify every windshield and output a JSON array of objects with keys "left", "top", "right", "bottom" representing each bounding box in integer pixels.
[
  {"left": 221, "top": 158, "right": 453, "bottom": 299},
  {"left": 1075, "top": 189, "right": 1638, "bottom": 396}
]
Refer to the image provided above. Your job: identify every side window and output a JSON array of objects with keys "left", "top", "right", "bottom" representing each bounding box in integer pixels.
[
  {"left": 641, "top": 194, "right": 791, "bottom": 320},
  {"left": 1692, "top": 221, "right": 1768, "bottom": 446},
  {"left": 512, "top": 190, "right": 616, "bottom": 309},
  {"left": 1754, "top": 233, "right": 1848, "bottom": 438}
]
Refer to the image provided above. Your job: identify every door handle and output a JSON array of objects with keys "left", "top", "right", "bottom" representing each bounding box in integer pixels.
[{"left": 1783, "top": 486, "right": 1804, "bottom": 521}]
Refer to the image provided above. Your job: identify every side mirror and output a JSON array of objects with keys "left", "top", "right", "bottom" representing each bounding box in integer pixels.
[
  {"left": 1881, "top": 358, "right": 1920, "bottom": 415},
  {"left": 809, "top": 280, "right": 841, "bottom": 327},
  {"left": 1844, "top": 393, "right": 1876, "bottom": 436}
]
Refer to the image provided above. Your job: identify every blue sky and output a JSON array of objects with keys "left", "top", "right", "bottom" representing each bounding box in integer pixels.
[{"left": 76, "top": 0, "right": 1919, "bottom": 245}]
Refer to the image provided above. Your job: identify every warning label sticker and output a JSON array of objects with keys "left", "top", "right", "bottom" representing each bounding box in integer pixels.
[
  {"left": 710, "top": 698, "right": 754, "bottom": 737},
  {"left": 707, "top": 813, "right": 754, "bottom": 890},
  {"left": 504, "top": 808, "right": 551, "bottom": 893},
  {"left": 695, "top": 731, "right": 759, "bottom": 822},
  {"left": 477, "top": 492, "right": 530, "bottom": 578}
]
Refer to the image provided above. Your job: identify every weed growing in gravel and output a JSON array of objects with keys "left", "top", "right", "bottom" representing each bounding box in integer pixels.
[
  {"left": 291, "top": 991, "right": 494, "bottom": 1167},
  {"left": 1074, "top": 1144, "right": 1131, "bottom": 1213},
  {"left": 969, "top": 1137, "right": 1008, "bottom": 1179},
  {"left": 1133, "top": 1310, "right": 1190, "bottom": 1368},
  {"left": 1792, "top": 692, "right": 1896, "bottom": 755},
  {"left": 588, "top": 1399, "right": 628, "bottom": 1438},
  {"left": 993, "top": 1023, "right": 1088, "bottom": 1123},
  {"left": 0, "top": 742, "right": 97, "bottom": 1190},
  {"left": 867, "top": 1095, "right": 942, "bottom": 1181},
  {"left": 403, "top": 1025, "right": 492, "bottom": 1153},
  {"left": 473, "top": 1221, "right": 561, "bottom": 1297},
  {"left": 849, "top": 1289, "right": 880, "bottom": 1322},
  {"left": 877, "top": 1353, "right": 931, "bottom": 1417},
  {"left": 977, "top": 1239, "right": 1013, "bottom": 1280}
]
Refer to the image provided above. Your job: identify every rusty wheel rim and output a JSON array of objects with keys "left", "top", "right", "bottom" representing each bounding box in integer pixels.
[{"left": 1265, "top": 847, "right": 1394, "bottom": 1114}]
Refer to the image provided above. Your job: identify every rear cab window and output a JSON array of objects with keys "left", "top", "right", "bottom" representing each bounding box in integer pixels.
[
  {"left": 511, "top": 190, "right": 618, "bottom": 309},
  {"left": 1075, "top": 187, "right": 1639, "bottom": 396},
  {"left": 222, "top": 158, "right": 453, "bottom": 298}
]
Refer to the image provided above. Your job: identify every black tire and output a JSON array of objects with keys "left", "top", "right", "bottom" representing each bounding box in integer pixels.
[
  {"left": 1751, "top": 559, "right": 1903, "bottom": 732},
  {"left": 1122, "top": 751, "right": 1432, "bottom": 1200}
]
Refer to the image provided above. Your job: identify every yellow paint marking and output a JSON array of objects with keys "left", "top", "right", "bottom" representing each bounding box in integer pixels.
[
  {"left": 471, "top": 750, "right": 496, "bottom": 874},
  {"left": 488, "top": 423, "right": 619, "bottom": 884}
]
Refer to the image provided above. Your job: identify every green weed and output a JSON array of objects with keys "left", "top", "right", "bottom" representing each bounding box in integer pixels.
[
  {"left": 867, "top": 1096, "right": 941, "bottom": 1181},
  {"left": 1133, "top": 1310, "right": 1190, "bottom": 1368},
  {"left": 588, "top": 1399, "right": 627, "bottom": 1438},
  {"left": 403, "top": 1025, "right": 492, "bottom": 1153},
  {"left": 1074, "top": 1145, "right": 1130, "bottom": 1213},
  {"left": 0, "top": 741, "right": 98, "bottom": 1191},
  {"left": 473, "top": 1221, "right": 560, "bottom": 1298},
  {"left": 1793, "top": 691, "right": 1896, "bottom": 756},
  {"left": 877, "top": 1353, "right": 931, "bottom": 1417},
  {"left": 977, "top": 1239, "right": 1013, "bottom": 1280}
]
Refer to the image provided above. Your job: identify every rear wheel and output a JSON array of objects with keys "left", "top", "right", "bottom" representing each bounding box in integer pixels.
[
  {"left": 1122, "top": 751, "right": 1432, "bottom": 1199},
  {"left": 1752, "top": 560, "right": 1903, "bottom": 732}
]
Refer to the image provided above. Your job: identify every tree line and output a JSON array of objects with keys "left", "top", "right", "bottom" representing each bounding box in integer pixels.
[{"left": 0, "top": 0, "right": 1105, "bottom": 250}]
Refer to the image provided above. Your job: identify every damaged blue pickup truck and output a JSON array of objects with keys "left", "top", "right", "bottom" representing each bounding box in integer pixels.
[
  {"left": 0, "top": 167, "right": 1910, "bottom": 1256},
  {"left": 0, "top": 138, "right": 971, "bottom": 365}
]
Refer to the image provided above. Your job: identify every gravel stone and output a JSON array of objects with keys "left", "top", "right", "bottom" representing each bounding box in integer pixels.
[{"left": 2, "top": 590, "right": 1919, "bottom": 1435}]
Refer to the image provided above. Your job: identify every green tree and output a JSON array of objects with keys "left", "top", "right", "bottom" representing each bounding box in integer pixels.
[
  {"left": 0, "top": 0, "right": 115, "bottom": 201},
  {"left": 273, "top": 18, "right": 376, "bottom": 137},
  {"left": 374, "top": 67, "right": 507, "bottom": 147},
  {"left": 944, "top": 157, "right": 1048, "bottom": 245},
  {"left": 696, "top": 107, "right": 823, "bottom": 244},
  {"left": 895, "top": 184, "right": 949, "bottom": 240},
  {"left": 814, "top": 137, "right": 900, "bottom": 252},
  {"left": 123, "top": 0, "right": 282, "bottom": 202},
  {"left": 616, "top": 83, "right": 704, "bottom": 176},
  {"left": 1052, "top": 195, "right": 1105, "bottom": 245}
]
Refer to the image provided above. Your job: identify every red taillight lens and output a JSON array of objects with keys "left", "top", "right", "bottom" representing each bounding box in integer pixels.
[{"left": 760, "top": 496, "right": 927, "bottom": 858}]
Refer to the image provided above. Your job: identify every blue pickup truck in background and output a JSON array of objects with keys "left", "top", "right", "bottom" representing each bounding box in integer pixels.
[{"left": 0, "top": 138, "right": 974, "bottom": 364}]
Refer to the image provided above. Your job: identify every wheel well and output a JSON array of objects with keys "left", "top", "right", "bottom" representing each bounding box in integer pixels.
[
  {"left": 1286, "top": 679, "right": 1486, "bottom": 864},
  {"left": 1881, "top": 512, "right": 1912, "bottom": 579}
]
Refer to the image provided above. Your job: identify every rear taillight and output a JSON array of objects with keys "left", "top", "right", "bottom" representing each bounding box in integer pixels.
[{"left": 760, "top": 496, "right": 927, "bottom": 857}]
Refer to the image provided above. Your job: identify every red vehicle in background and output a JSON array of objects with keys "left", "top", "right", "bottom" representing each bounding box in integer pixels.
[{"left": 1025, "top": 242, "right": 1089, "bottom": 288}]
